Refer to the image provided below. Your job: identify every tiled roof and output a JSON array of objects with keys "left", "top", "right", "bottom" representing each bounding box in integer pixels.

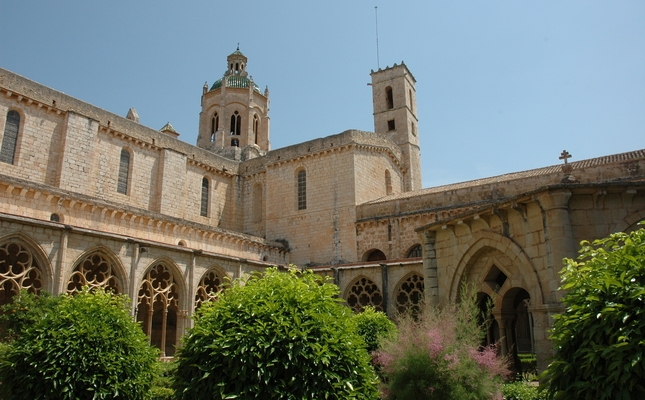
[{"left": 364, "top": 149, "right": 645, "bottom": 205}]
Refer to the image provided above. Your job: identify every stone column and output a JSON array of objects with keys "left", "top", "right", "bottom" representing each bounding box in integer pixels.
[
  {"left": 420, "top": 230, "right": 439, "bottom": 307},
  {"left": 53, "top": 225, "right": 71, "bottom": 295},
  {"left": 380, "top": 264, "right": 390, "bottom": 317}
]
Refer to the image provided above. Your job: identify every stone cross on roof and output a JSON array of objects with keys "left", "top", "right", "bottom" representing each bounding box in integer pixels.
[
  {"left": 559, "top": 150, "right": 575, "bottom": 180},
  {"left": 559, "top": 150, "right": 572, "bottom": 165}
]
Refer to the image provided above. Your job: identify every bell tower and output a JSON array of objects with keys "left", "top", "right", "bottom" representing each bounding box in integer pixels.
[
  {"left": 197, "top": 48, "right": 270, "bottom": 160},
  {"left": 371, "top": 62, "right": 421, "bottom": 191}
]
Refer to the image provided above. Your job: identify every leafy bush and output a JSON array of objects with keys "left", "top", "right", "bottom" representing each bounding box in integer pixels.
[
  {"left": 375, "top": 284, "right": 509, "bottom": 399},
  {"left": 151, "top": 360, "right": 176, "bottom": 400},
  {"left": 542, "top": 228, "right": 645, "bottom": 399},
  {"left": 502, "top": 381, "right": 544, "bottom": 400},
  {"left": 0, "top": 290, "right": 61, "bottom": 342},
  {"left": 353, "top": 305, "right": 397, "bottom": 353},
  {"left": 174, "top": 267, "right": 379, "bottom": 399},
  {"left": 0, "top": 288, "right": 158, "bottom": 399}
]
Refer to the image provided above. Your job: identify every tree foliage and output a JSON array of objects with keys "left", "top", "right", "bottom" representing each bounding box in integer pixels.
[
  {"left": 542, "top": 228, "right": 645, "bottom": 399},
  {"left": 0, "top": 288, "right": 158, "bottom": 400},
  {"left": 0, "top": 290, "right": 61, "bottom": 342},
  {"left": 353, "top": 305, "right": 397, "bottom": 353},
  {"left": 174, "top": 267, "right": 379, "bottom": 399}
]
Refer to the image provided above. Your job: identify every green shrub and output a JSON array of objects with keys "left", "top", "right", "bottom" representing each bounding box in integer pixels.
[
  {"left": 174, "top": 267, "right": 379, "bottom": 399},
  {"left": 502, "top": 381, "right": 544, "bottom": 400},
  {"left": 541, "top": 228, "right": 645, "bottom": 399},
  {"left": 0, "top": 290, "right": 61, "bottom": 342},
  {"left": 353, "top": 305, "right": 397, "bottom": 353},
  {"left": 151, "top": 360, "right": 176, "bottom": 400},
  {"left": 375, "top": 284, "right": 509, "bottom": 399},
  {"left": 0, "top": 288, "right": 158, "bottom": 399}
]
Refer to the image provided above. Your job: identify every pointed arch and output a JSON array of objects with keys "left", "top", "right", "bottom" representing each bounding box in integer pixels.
[
  {"left": 1, "top": 109, "right": 21, "bottom": 164},
  {"left": 343, "top": 276, "right": 384, "bottom": 313},
  {"left": 393, "top": 272, "right": 424, "bottom": 314},
  {"left": 195, "top": 266, "right": 228, "bottom": 309},
  {"left": 66, "top": 246, "right": 126, "bottom": 294},
  {"left": 136, "top": 258, "right": 185, "bottom": 357},
  {"left": 0, "top": 233, "right": 52, "bottom": 306}
]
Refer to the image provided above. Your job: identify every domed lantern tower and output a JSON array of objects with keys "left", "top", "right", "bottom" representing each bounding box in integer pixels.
[{"left": 197, "top": 48, "right": 270, "bottom": 160}]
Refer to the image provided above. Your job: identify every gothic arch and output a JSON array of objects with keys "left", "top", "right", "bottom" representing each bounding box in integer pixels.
[
  {"left": 66, "top": 246, "right": 127, "bottom": 294},
  {"left": 343, "top": 275, "right": 384, "bottom": 312},
  {"left": 393, "top": 271, "right": 424, "bottom": 314},
  {"left": 136, "top": 257, "right": 186, "bottom": 357},
  {"left": 195, "top": 266, "right": 229, "bottom": 309},
  {"left": 0, "top": 232, "right": 53, "bottom": 294},
  {"left": 449, "top": 231, "right": 544, "bottom": 307}
]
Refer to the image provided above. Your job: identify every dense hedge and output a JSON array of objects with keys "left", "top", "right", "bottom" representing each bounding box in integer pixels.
[
  {"left": 174, "top": 267, "right": 379, "bottom": 399},
  {"left": 0, "top": 289, "right": 158, "bottom": 400}
]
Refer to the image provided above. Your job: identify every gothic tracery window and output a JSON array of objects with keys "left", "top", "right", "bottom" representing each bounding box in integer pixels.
[
  {"left": 195, "top": 269, "right": 226, "bottom": 309},
  {"left": 1, "top": 110, "right": 21, "bottom": 164},
  {"left": 67, "top": 252, "right": 121, "bottom": 294},
  {"left": 346, "top": 277, "right": 384, "bottom": 313},
  {"left": 136, "top": 263, "right": 180, "bottom": 357},
  {"left": 395, "top": 273, "right": 424, "bottom": 314},
  {"left": 0, "top": 241, "right": 44, "bottom": 306}
]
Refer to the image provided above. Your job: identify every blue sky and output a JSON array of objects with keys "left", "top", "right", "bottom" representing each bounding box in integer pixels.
[{"left": 1, "top": 1, "right": 643, "bottom": 188}]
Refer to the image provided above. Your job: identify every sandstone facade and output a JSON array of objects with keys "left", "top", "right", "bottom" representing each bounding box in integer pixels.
[{"left": 1, "top": 50, "right": 643, "bottom": 366}]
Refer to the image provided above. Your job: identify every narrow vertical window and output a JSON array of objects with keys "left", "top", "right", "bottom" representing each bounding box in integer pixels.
[
  {"left": 253, "top": 115, "right": 259, "bottom": 145},
  {"left": 385, "top": 170, "right": 392, "bottom": 195},
  {"left": 210, "top": 113, "right": 219, "bottom": 142},
  {"left": 1, "top": 110, "right": 20, "bottom": 164},
  {"left": 386, "top": 87, "right": 394, "bottom": 110},
  {"left": 200, "top": 177, "right": 209, "bottom": 217},
  {"left": 230, "top": 111, "right": 241, "bottom": 136},
  {"left": 297, "top": 169, "right": 306, "bottom": 210},
  {"left": 117, "top": 149, "right": 130, "bottom": 195}
]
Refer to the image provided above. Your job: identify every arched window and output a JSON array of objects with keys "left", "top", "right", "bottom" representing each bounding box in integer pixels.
[
  {"left": 385, "top": 87, "right": 394, "bottom": 110},
  {"left": 195, "top": 269, "right": 226, "bottom": 309},
  {"left": 50, "top": 213, "right": 60, "bottom": 222},
  {"left": 117, "top": 149, "right": 130, "bottom": 195},
  {"left": 365, "top": 249, "right": 386, "bottom": 262},
  {"left": 231, "top": 138, "right": 239, "bottom": 147},
  {"left": 67, "top": 252, "right": 122, "bottom": 294},
  {"left": 253, "top": 115, "right": 259, "bottom": 145},
  {"left": 406, "top": 244, "right": 422, "bottom": 258},
  {"left": 1, "top": 110, "right": 21, "bottom": 164},
  {"left": 297, "top": 169, "right": 306, "bottom": 210},
  {"left": 346, "top": 277, "right": 384, "bottom": 313},
  {"left": 385, "top": 170, "right": 392, "bottom": 195},
  {"left": 230, "top": 111, "right": 241, "bottom": 136},
  {"left": 210, "top": 113, "right": 219, "bottom": 142},
  {"left": 395, "top": 273, "right": 424, "bottom": 314},
  {"left": 200, "top": 177, "right": 209, "bottom": 217},
  {"left": 0, "top": 240, "right": 44, "bottom": 307},
  {"left": 137, "top": 263, "right": 180, "bottom": 357}
]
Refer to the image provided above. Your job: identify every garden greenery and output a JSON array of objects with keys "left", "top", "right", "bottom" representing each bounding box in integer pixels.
[
  {"left": 353, "top": 305, "right": 397, "bottom": 353},
  {"left": 0, "top": 288, "right": 158, "bottom": 400},
  {"left": 174, "top": 267, "right": 380, "bottom": 399},
  {"left": 375, "top": 284, "right": 509, "bottom": 400},
  {"left": 542, "top": 228, "right": 645, "bottom": 399}
]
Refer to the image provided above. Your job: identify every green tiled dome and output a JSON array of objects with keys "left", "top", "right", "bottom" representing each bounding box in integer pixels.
[{"left": 210, "top": 75, "right": 261, "bottom": 93}]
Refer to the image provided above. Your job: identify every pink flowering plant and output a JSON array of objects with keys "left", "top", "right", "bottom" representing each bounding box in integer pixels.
[{"left": 374, "top": 284, "right": 509, "bottom": 399}]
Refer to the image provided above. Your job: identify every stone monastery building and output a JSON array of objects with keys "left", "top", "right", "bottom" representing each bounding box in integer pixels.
[{"left": 1, "top": 49, "right": 644, "bottom": 369}]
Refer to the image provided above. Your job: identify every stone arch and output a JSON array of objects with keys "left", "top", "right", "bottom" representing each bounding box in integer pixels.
[
  {"left": 0, "top": 232, "right": 53, "bottom": 299},
  {"left": 393, "top": 272, "right": 424, "bottom": 314},
  {"left": 404, "top": 243, "right": 422, "bottom": 259},
  {"left": 449, "top": 231, "right": 544, "bottom": 307},
  {"left": 66, "top": 246, "right": 127, "bottom": 294},
  {"left": 195, "top": 266, "right": 229, "bottom": 309},
  {"left": 136, "top": 258, "right": 186, "bottom": 357},
  {"left": 362, "top": 248, "right": 386, "bottom": 262},
  {"left": 343, "top": 275, "right": 384, "bottom": 312},
  {"left": 613, "top": 208, "right": 645, "bottom": 233}
]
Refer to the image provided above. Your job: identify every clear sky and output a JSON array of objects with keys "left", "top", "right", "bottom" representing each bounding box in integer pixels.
[{"left": 1, "top": 1, "right": 643, "bottom": 188}]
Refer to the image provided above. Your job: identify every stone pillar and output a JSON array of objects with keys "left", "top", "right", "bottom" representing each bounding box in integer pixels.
[
  {"left": 53, "top": 225, "right": 71, "bottom": 295},
  {"left": 529, "top": 303, "right": 564, "bottom": 372},
  {"left": 420, "top": 230, "right": 439, "bottom": 307},
  {"left": 380, "top": 264, "right": 390, "bottom": 316},
  {"left": 127, "top": 239, "right": 140, "bottom": 317}
]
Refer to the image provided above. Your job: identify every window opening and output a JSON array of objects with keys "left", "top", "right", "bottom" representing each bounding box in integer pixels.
[
  {"left": 297, "top": 169, "right": 306, "bottom": 210},
  {"left": 406, "top": 244, "right": 422, "bottom": 258},
  {"left": 195, "top": 269, "right": 225, "bottom": 309},
  {"left": 387, "top": 119, "right": 395, "bottom": 131},
  {"left": 346, "top": 277, "right": 384, "bottom": 313},
  {"left": 67, "top": 252, "right": 121, "bottom": 294},
  {"left": 117, "top": 149, "right": 130, "bottom": 195},
  {"left": 395, "top": 273, "right": 424, "bottom": 314},
  {"left": 230, "top": 111, "right": 241, "bottom": 136},
  {"left": 366, "top": 249, "right": 386, "bottom": 262},
  {"left": 0, "top": 241, "right": 44, "bottom": 307},
  {"left": 200, "top": 177, "right": 209, "bottom": 217},
  {"left": 1, "top": 110, "right": 20, "bottom": 164},
  {"left": 231, "top": 139, "right": 239, "bottom": 147},
  {"left": 50, "top": 213, "right": 60, "bottom": 222},
  {"left": 386, "top": 87, "right": 394, "bottom": 109},
  {"left": 253, "top": 115, "right": 259, "bottom": 145}
]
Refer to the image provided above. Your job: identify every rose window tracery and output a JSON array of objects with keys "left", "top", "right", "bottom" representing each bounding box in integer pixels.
[
  {"left": 0, "top": 242, "right": 43, "bottom": 305},
  {"left": 137, "top": 263, "right": 180, "bottom": 357},
  {"left": 195, "top": 269, "right": 225, "bottom": 309},
  {"left": 395, "top": 273, "right": 424, "bottom": 314},
  {"left": 346, "top": 277, "right": 383, "bottom": 312},
  {"left": 67, "top": 253, "right": 121, "bottom": 294}
]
